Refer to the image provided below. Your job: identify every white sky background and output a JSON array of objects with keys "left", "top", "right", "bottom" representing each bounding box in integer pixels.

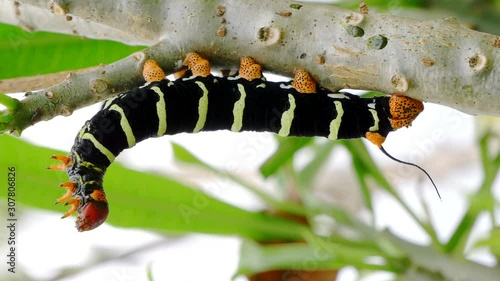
[{"left": 1, "top": 79, "right": 499, "bottom": 281}]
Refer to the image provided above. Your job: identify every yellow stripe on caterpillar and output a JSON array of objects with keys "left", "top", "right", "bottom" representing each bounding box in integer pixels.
[
  {"left": 109, "top": 105, "right": 136, "bottom": 147},
  {"left": 278, "top": 94, "right": 296, "bottom": 137},
  {"left": 193, "top": 81, "right": 209, "bottom": 133},
  {"left": 81, "top": 133, "right": 115, "bottom": 163},
  {"left": 150, "top": 86, "right": 168, "bottom": 136},
  {"left": 231, "top": 84, "right": 247, "bottom": 132},
  {"left": 328, "top": 101, "right": 344, "bottom": 140}
]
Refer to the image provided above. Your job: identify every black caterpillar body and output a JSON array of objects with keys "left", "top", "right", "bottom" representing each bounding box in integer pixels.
[{"left": 50, "top": 53, "right": 425, "bottom": 231}]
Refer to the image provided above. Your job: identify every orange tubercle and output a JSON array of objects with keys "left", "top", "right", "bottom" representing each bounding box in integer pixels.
[
  {"left": 184, "top": 52, "right": 204, "bottom": 68},
  {"left": 239, "top": 56, "right": 258, "bottom": 69},
  {"left": 184, "top": 52, "right": 211, "bottom": 77},
  {"left": 388, "top": 94, "right": 424, "bottom": 130},
  {"left": 190, "top": 60, "right": 211, "bottom": 77},
  {"left": 238, "top": 56, "right": 263, "bottom": 80},
  {"left": 89, "top": 189, "right": 108, "bottom": 204},
  {"left": 239, "top": 64, "right": 262, "bottom": 81},
  {"left": 142, "top": 59, "right": 166, "bottom": 82},
  {"left": 365, "top": 132, "right": 386, "bottom": 148},
  {"left": 291, "top": 68, "right": 317, "bottom": 94}
]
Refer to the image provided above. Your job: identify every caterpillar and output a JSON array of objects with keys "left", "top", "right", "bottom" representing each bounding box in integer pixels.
[{"left": 49, "top": 52, "right": 439, "bottom": 232}]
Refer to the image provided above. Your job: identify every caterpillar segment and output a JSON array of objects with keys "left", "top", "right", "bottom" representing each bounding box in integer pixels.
[{"left": 50, "top": 52, "right": 436, "bottom": 232}]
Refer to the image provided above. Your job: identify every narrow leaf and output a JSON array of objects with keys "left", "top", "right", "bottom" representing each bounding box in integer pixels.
[
  {"left": 296, "top": 141, "right": 336, "bottom": 190},
  {"left": 0, "top": 93, "right": 20, "bottom": 111},
  {"left": 0, "top": 23, "right": 144, "bottom": 79},
  {"left": 237, "top": 238, "right": 393, "bottom": 276},
  {"left": 0, "top": 135, "right": 306, "bottom": 241},
  {"left": 260, "top": 137, "right": 312, "bottom": 178},
  {"left": 171, "top": 141, "right": 208, "bottom": 167}
]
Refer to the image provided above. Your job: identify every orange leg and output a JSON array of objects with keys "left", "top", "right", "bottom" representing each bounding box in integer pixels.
[
  {"left": 291, "top": 68, "right": 317, "bottom": 94},
  {"left": 48, "top": 155, "right": 71, "bottom": 171},
  {"left": 173, "top": 68, "right": 188, "bottom": 80},
  {"left": 61, "top": 197, "right": 81, "bottom": 218},
  {"left": 55, "top": 182, "right": 76, "bottom": 204}
]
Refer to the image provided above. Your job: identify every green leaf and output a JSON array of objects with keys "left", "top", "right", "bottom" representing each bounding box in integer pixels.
[
  {"left": 0, "top": 93, "right": 20, "bottom": 111},
  {"left": 260, "top": 137, "right": 312, "bottom": 178},
  {"left": 172, "top": 141, "right": 309, "bottom": 218},
  {"left": 0, "top": 114, "right": 13, "bottom": 123},
  {"left": 292, "top": 141, "right": 336, "bottom": 211},
  {"left": 296, "top": 141, "right": 336, "bottom": 190},
  {"left": 340, "top": 140, "right": 381, "bottom": 212},
  {"left": 171, "top": 141, "right": 208, "bottom": 167},
  {"left": 237, "top": 238, "right": 393, "bottom": 276},
  {"left": 351, "top": 156, "right": 375, "bottom": 214},
  {"left": 0, "top": 135, "right": 307, "bottom": 241},
  {"left": 146, "top": 262, "right": 154, "bottom": 281},
  {"left": 0, "top": 23, "right": 144, "bottom": 79},
  {"left": 475, "top": 227, "right": 500, "bottom": 259},
  {"left": 445, "top": 129, "right": 500, "bottom": 253}
]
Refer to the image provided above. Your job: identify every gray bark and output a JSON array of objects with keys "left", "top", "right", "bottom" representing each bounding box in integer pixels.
[{"left": 1, "top": 0, "right": 499, "bottom": 130}]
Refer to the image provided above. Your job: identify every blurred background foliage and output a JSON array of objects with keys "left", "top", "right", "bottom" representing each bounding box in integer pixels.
[{"left": 0, "top": 1, "right": 499, "bottom": 280}]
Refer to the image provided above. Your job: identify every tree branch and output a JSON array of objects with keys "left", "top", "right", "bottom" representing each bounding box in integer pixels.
[
  {"left": 0, "top": 66, "right": 100, "bottom": 93},
  {"left": 1, "top": 0, "right": 500, "bottom": 134},
  {"left": 0, "top": 0, "right": 153, "bottom": 45},
  {"left": 388, "top": 232, "right": 500, "bottom": 281}
]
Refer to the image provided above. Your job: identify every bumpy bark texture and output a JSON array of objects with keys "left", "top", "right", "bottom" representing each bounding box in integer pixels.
[{"left": 1, "top": 0, "right": 499, "bottom": 133}]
